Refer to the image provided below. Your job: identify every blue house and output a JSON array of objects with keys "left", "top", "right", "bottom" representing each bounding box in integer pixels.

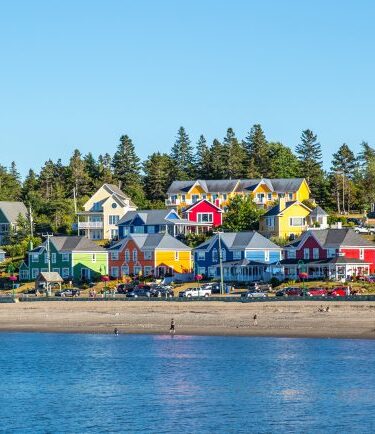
[
  {"left": 194, "top": 231, "right": 282, "bottom": 282},
  {"left": 117, "top": 209, "right": 205, "bottom": 239}
]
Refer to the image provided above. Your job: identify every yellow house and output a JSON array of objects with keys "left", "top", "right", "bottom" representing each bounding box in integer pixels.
[
  {"left": 259, "top": 199, "right": 312, "bottom": 239},
  {"left": 166, "top": 178, "right": 311, "bottom": 211}
]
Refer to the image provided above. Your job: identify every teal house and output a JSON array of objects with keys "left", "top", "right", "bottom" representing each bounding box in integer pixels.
[{"left": 19, "top": 236, "right": 108, "bottom": 282}]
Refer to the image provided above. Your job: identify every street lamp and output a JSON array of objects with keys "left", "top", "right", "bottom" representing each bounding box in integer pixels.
[{"left": 214, "top": 231, "right": 225, "bottom": 295}]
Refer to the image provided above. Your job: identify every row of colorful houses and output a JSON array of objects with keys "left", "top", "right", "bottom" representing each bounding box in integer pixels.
[{"left": 19, "top": 228, "right": 375, "bottom": 283}]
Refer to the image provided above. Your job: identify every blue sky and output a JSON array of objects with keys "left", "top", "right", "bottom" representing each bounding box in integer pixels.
[{"left": 1, "top": 0, "right": 374, "bottom": 177}]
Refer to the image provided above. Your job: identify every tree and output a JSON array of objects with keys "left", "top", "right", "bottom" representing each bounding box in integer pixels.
[
  {"left": 330, "top": 143, "right": 357, "bottom": 213},
  {"left": 170, "top": 127, "right": 194, "bottom": 180},
  {"left": 210, "top": 139, "right": 227, "bottom": 178},
  {"left": 67, "top": 149, "right": 92, "bottom": 198},
  {"left": 195, "top": 135, "right": 212, "bottom": 178},
  {"left": 267, "top": 142, "right": 299, "bottom": 178},
  {"left": 143, "top": 152, "right": 174, "bottom": 202},
  {"left": 295, "top": 129, "right": 324, "bottom": 198},
  {"left": 221, "top": 195, "right": 264, "bottom": 231},
  {"left": 243, "top": 124, "right": 269, "bottom": 177},
  {"left": 222, "top": 128, "right": 247, "bottom": 178},
  {"left": 97, "top": 153, "right": 114, "bottom": 184}
]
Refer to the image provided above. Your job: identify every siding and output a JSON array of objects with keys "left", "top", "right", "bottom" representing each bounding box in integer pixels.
[
  {"left": 71, "top": 252, "right": 108, "bottom": 280},
  {"left": 155, "top": 250, "right": 192, "bottom": 274}
]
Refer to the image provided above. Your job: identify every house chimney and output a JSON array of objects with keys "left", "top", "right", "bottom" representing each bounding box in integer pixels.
[{"left": 279, "top": 197, "right": 286, "bottom": 211}]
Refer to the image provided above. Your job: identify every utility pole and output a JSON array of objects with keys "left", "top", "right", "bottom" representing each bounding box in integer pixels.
[
  {"left": 28, "top": 205, "right": 34, "bottom": 238},
  {"left": 42, "top": 233, "right": 54, "bottom": 273},
  {"left": 215, "top": 231, "right": 225, "bottom": 295}
]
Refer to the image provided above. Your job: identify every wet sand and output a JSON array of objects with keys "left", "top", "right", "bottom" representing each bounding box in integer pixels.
[{"left": 0, "top": 300, "right": 374, "bottom": 339}]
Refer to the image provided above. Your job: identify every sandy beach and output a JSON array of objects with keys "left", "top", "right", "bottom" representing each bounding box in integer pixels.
[{"left": 0, "top": 300, "right": 373, "bottom": 339}]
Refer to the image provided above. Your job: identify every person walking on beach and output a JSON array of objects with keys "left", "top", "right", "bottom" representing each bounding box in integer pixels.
[
  {"left": 253, "top": 314, "right": 258, "bottom": 326},
  {"left": 170, "top": 318, "right": 175, "bottom": 334},
  {"left": 114, "top": 328, "right": 119, "bottom": 336}
]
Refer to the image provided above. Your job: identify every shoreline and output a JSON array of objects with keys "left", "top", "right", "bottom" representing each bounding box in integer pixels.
[{"left": 0, "top": 300, "right": 374, "bottom": 340}]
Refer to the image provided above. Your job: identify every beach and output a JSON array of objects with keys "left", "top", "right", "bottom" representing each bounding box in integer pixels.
[{"left": 0, "top": 300, "right": 374, "bottom": 339}]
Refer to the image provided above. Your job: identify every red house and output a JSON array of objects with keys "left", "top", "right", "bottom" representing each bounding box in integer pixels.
[
  {"left": 282, "top": 229, "right": 375, "bottom": 280},
  {"left": 182, "top": 199, "right": 223, "bottom": 228}
]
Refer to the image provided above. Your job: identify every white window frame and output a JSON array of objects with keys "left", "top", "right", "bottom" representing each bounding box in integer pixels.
[
  {"left": 144, "top": 266, "right": 152, "bottom": 276},
  {"left": 32, "top": 268, "right": 39, "bottom": 279},
  {"left": 51, "top": 253, "right": 56, "bottom": 264},
  {"left": 198, "top": 267, "right": 206, "bottom": 275},
  {"left": 133, "top": 266, "right": 142, "bottom": 275},
  {"left": 62, "top": 253, "right": 69, "bottom": 262},
  {"left": 133, "top": 249, "right": 138, "bottom": 262},
  {"left": 212, "top": 248, "right": 218, "bottom": 262},
  {"left": 313, "top": 248, "right": 319, "bottom": 260},
  {"left": 111, "top": 266, "right": 119, "bottom": 277},
  {"left": 197, "top": 213, "right": 213, "bottom": 223},
  {"left": 111, "top": 251, "right": 119, "bottom": 261},
  {"left": 233, "top": 250, "right": 241, "bottom": 260},
  {"left": 20, "top": 270, "right": 29, "bottom": 280},
  {"left": 62, "top": 268, "right": 70, "bottom": 278},
  {"left": 221, "top": 249, "right": 226, "bottom": 262},
  {"left": 197, "top": 251, "right": 205, "bottom": 261},
  {"left": 147, "top": 226, "right": 155, "bottom": 234},
  {"left": 267, "top": 193, "right": 272, "bottom": 201},
  {"left": 144, "top": 251, "right": 152, "bottom": 260},
  {"left": 109, "top": 215, "right": 120, "bottom": 225},
  {"left": 304, "top": 248, "right": 310, "bottom": 260},
  {"left": 288, "top": 249, "right": 296, "bottom": 259},
  {"left": 32, "top": 253, "right": 39, "bottom": 263},
  {"left": 208, "top": 266, "right": 216, "bottom": 277},
  {"left": 52, "top": 267, "right": 60, "bottom": 273},
  {"left": 327, "top": 248, "right": 336, "bottom": 258},
  {"left": 290, "top": 217, "right": 306, "bottom": 227},
  {"left": 125, "top": 249, "right": 130, "bottom": 262},
  {"left": 121, "top": 265, "right": 129, "bottom": 276}
]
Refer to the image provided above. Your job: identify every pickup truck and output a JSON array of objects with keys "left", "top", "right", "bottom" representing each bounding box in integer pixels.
[{"left": 179, "top": 287, "right": 212, "bottom": 298}]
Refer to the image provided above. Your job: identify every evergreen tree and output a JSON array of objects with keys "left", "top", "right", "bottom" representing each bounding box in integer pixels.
[
  {"left": 267, "top": 142, "right": 299, "bottom": 178},
  {"left": 67, "top": 149, "right": 92, "bottom": 198},
  {"left": 210, "top": 139, "right": 227, "bottom": 178},
  {"left": 222, "top": 128, "right": 246, "bottom": 178},
  {"left": 195, "top": 135, "right": 212, "bottom": 178},
  {"left": 170, "top": 127, "right": 194, "bottom": 180},
  {"left": 295, "top": 129, "right": 324, "bottom": 198},
  {"left": 243, "top": 124, "right": 269, "bottom": 177},
  {"left": 38, "top": 160, "right": 56, "bottom": 199},
  {"left": 84, "top": 152, "right": 100, "bottom": 188},
  {"left": 0, "top": 164, "right": 21, "bottom": 200},
  {"left": 143, "top": 152, "right": 174, "bottom": 202},
  {"left": 98, "top": 153, "right": 113, "bottom": 184}
]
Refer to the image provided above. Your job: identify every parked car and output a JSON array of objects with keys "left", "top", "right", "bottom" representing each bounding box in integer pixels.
[
  {"left": 347, "top": 218, "right": 362, "bottom": 226},
  {"left": 150, "top": 286, "right": 174, "bottom": 298},
  {"left": 126, "top": 288, "right": 151, "bottom": 298},
  {"left": 328, "top": 286, "right": 350, "bottom": 297},
  {"left": 354, "top": 226, "right": 375, "bottom": 234},
  {"left": 305, "top": 287, "right": 328, "bottom": 297},
  {"left": 179, "top": 287, "right": 211, "bottom": 298},
  {"left": 241, "top": 290, "right": 268, "bottom": 299},
  {"left": 116, "top": 283, "right": 134, "bottom": 294},
  {"left": 276, "top": 287, "right": 303, "bottom": 297},
  {"left": 55, "top": 289, "right": 80, "bottom": 297},
  {"left": 247, "top": 281, "right": 272, "bottom": 292},
  {"left": 201, "top": 283, "right": 222, "bottom": 294}
]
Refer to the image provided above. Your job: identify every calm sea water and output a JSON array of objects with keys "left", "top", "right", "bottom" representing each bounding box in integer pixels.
[{"left": 0, "top": 333, "right": 374, "bottom": 433}]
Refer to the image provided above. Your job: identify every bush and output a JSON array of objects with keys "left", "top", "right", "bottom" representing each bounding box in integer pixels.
[{"left": 269, "top": 277, "right": 280, "bottom": 288}]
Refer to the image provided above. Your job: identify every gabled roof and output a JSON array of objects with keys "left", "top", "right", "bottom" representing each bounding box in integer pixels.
[
  {"left": 195, "top": 231, "right": 281, "bottom": 251},
  {"left": 31, "top": 236, "right": 105, "bottom": 253},
  {"left": 167, "top": 179, "right": 239, "bottom": 194},
  {"left": 0, "top": 201, "right": 28, "bottom": 223},
  {"left": 262, "top": 201, "right": 310, "bottom": 217},
  {"left": 37, "top": 272, "right": 64, "bottom": 282},
  {"left": 109, "top": 233, "right": 191, "bottom": 251},
  {"left": 183, "top": 199, "right": 223, "bottom": 213},
  {"left": 118, "top": 209, "right": 180, "bottom": 226},
  {"left": 285, "top": 229, "right": 375, "bottom": 249},
  {"left": 309, "top": 206, "right": 328, "bottom": 217}
]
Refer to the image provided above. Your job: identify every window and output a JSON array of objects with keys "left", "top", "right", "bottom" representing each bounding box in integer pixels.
[
  {"left": 109, "top": 215, "right": 120, "bottom": 225},
  {"left": 288, "top": 250, "right": 296, "bottom": 259},
  {"left": 133, "top": 266, "right": 142, "bottom": 275},
  {"left": 267, "top": 193, "right": 272, "bottom": 201},
  {"left": 147, "top": 226, "right": 155, "bottom": 234},
  {"left": 197, "top": 251, "right": 205, "bottom": 261},
  {"left": 304, "top": 248, "right": 310, "bottom": 260},
  {"left": 212, "top": 194, "right": 218, "bottom": 201},
  {"left": 111, "top": 251, "right": 119, "bottom": 261},
  {"left": 62, "top": 268, "right": 70, "bottom": 278},
  {"left": 44, "top": 253, "right": 48, "bottom": 264},
  {"left": 221, "top": 249, "right": 226, "bottom": 262},
  {"left": 313, "top": 248, "right": 319, "bottom": 259},
  {"left": 20, "top": 270, "right": 29, "bottom": 280},
  {"left": 125, "top": 249, "right": 130, "bottom": 262},
  {"left": 256, "top": 193, "right": 265, "bottom": 203},
  {"left": 32, "top": 253, "right": 39, "bottom": 263},
  {"left": 144, "top": 266, "right": 152, "bottom": 276},
  {"left": 212, "top": 248, "right": 218, "bottom": 262},
  {"left": 133, "top": 249, "right": 138, "bottom": 262},
  {"left": 202, "top": 194, "right": 207, "bottom": 200},
  {"left": 197, "top": 213, "right": 213, "bottom": 223},
  {"left": 51, "top": 253, "right": 56, "bottom": 264},
  {"left": 41, "top": 268, "right": 48, "bottom": 273},
  {"left": 360, "top": 249, "right": 364, "bottom": 260},
  {"left": 111, "top": 229, "right": 118, "bottom": 239},
  {"left": 233, "top": 250, "right": 241, "bottom": 260},
  {"left": 181, "top": 194, "right": 186, "bottom": 202},
  {"left": 290, "top": 217, "right": 306, "bottom": 227},
  {"left": 92, "top": 254, "right": 96, "bottom": 263},
  {"left": 111, "top": 202, "right": 117, "bottom": 209},
  {"left": 175, "top": 251, "right": 179, "bottom": 261},
  {"left": 208, "top": 266, "right": 216, "bottom": 277},
  {"left": 222, "top": 194, "right": 227, "bottom": 200},
  {"left": 192, "top": 194, "right": 200, "bottom": 203},
  {"left": 32, "top": 268, "right": 39, "bottom": 279},
  {"left": 53, "top": 268, "right": 60, "bottom": 273},
  {"left": 288, "top": 193, "right": 293, "bottom": 200},
  {"left": 266, "top": 217, "right": 275, "bottom": 228},
  {"left": 62, "top": 253, "right": 69, "bottom": 262},
  {"left": 327, "top": 248, "right": 336, "bottom": 258},
  {"left": 92, "top": 202, "right": 101, "bottom": 211},
  {"left": 121, "top": 265, "right": 129, "bottom": 276},
  {"left": 133, "top": 226, "right": 144, "bottom": 233},
  {"left": 111, "top": 267, "right": 119, "bottom": 278},
  {"left": 144, "top": 251, "right": 152, "bottom": 260}
]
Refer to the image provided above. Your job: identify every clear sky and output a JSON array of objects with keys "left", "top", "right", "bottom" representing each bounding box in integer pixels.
[{"left": 1, "top": 0, "right": 375, "bottom": 177}]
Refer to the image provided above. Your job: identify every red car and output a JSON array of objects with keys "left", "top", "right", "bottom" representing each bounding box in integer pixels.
[
  {"left": 328, "top": 286, "right": 350, "bottom": 297},
  {"left": 305, "top": 287, "right": 328, "bottom": 297},
  {"left": 276, "top": 287, "right": 303, "bottom": 297}
]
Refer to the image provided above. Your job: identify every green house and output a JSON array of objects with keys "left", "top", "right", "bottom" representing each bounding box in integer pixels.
[{"left": 19, "top": 236, "right": 108, "bottom": 282}]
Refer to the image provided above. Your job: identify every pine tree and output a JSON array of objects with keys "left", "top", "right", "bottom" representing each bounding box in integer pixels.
[
  {"left": 98, "top": 153, "right": 113, "bottom": 184},
  {"left": 210, "top": 139, "right": 227, "bottom": 178},
  {"left": 143, "top": 152, "right": 174, "bottom": 202},
  {"left": 170, "top": 127, "right": 194, "bottom": 180},
  {"left": 67, "top": 149, "right": 92, "bottom": 198},
  {"left": 38, "top": 160, "right": 56, "bottom": 199},
  {"left": 195, "top": 135, "right": 212, "bottom": 178},
  {"left": 243, "top": 124, "right": 269, "bottom": 177},
  {"left": 295, "top": 129, "right": 324, "bottom": 198},
  {"left": 267, "top": 142, "right": 299, "bottom": 178},
  {"left": 84, "top": 152, "right": 100, "bottom": 188},
  {"left": 222, "top": 128, "right": 246, "bottom": 179}
]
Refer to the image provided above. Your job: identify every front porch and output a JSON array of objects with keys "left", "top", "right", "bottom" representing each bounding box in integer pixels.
[{"left": 211, "top": 259, "right": 274, "bottom": 282}]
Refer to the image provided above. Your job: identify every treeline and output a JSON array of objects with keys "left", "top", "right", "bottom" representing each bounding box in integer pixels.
[{"left": 1, "top": 124, "right": 375, "bottom": 234}]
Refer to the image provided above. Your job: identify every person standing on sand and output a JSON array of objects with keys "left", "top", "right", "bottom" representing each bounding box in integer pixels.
[
  {"left": 253, "top": 314, "right": 258, "bottom": 326},
  {"left": 170, "top": 318, "right": 175, "bottom": 334},
  {"left": 114, "top": 328, "right": 119, "bottom": 335}
]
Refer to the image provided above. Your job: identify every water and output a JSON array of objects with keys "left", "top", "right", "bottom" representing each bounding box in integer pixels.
[{"left": 0, "top": 334, "right": 374, "bottom": 433}]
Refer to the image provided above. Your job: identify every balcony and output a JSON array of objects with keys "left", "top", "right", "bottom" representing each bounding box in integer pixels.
[
  {"left": 78, "top": 221, "right": 103, "bottom": 229},
  {"left": 165, "top": 198, "right": 181, "bottom": 206}
]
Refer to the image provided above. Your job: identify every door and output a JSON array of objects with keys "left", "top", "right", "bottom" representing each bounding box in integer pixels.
[{"left": 81, "top": 268, "right": 91, "bottom": 280}]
